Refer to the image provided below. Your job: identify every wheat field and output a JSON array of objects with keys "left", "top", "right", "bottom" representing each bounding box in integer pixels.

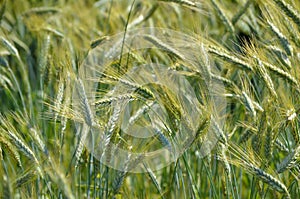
[{"left": 0, "top": 0, "right": 300, "bottom": 198}]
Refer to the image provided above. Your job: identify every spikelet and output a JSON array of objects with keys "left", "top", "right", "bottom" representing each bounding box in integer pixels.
[
  {"left": 277, "top": 145, "right": 300, "bottom": 173},
  {"left": 153, "top": 126, "right": 172, "bottom": 152},
  {"left": 128, "top": 101, "right": 155, "bottom": 127},
  {"left": 242, "top": 91, "right": 256, "bottom": 118},
  {"left": 23, "top": 6, "right": 61, "bottom": 16},
  {"left": 251, "top": 135, "right": 261, "bottom": 155},
  {"left": 128, "top": 51, "right": 147, "bottom": 65},
  {"left": 0, "top": 136, "right": 22, "bottom": 167},
  {"left": 3, "top": 128, "right": 43, "bottom": 177},
  {"left": 266, "top": 45, "right": 291, "bottom": 69},
  {"left": 273, "top": 0, "right": 300, "bottom": 27},
  {"left": 158, "top": 0, "right": 200, "bottom": 8},
  {"left": 264, "top": 127, "right": 274, "bottom": 165},
  {"left": 0, "top": 37, "right": 19, "bottom": 58},
  {"left": 0, "top": 115, "right": 37, "bottom": 164},
  {"left": 142, "top": 34, "right": 185, "bottom": 60},
  {"left": 183, "top": 116, "right": 210, "bottom": 149},
  {"left": 75, "top": 78, "right": 94, "bottom": 127},
  {"left": 200, "top": 43, "right": 211, "bottom": 81},
  {"left": 0, "top": 74, "right": 13, "bottom": 89},
  {"left": 112, "top": 152, "right": 132, "bottom": 195},
  {"left": 100, "top": 72, "right": 155, "bottom": 99},
  {"left": 112, "top": 169, "right": 127, "bottom": 195},
  {"left": 128, "top": 4, "right": 158, "bottom": 29},
  {"left": 42, "top": 27, "right": 64, "bottom": 38},
  {"left": 286, "top": 108, "right": 297, "bottom": 122},
  {"left": 90, "top": 36, "right": 109, "bottom": 49},
  {"left": 226, "top": 144, "right": 290, "bottom": 197},
  {"left": 9, "top": 111, "right": 47, "bottom": 155},
  {"left": 60, "top": 72, "right": 71, "bottom": 143},
  {"left": 39, "top": 35, "right": 51, "bottom": 74},
  {"left": 239, "top": 129, "right": 254, "bottom": 143},
  {"left": 244, "top": 161, "right": 290, "bottom": 196},
  {"left": 252, "top": 101, "right": 264, "bottom": 113},
  {"left": 285, "top": 109, "right": 299, "bottom": 144},
  {"left": 275, "top": 139, "right": 289, "bottom": 153},
  {"left": 112, "top": 153, "right": 145, "bottom": 194},
  {"left": 258, "top": 59, "right": 298, "bottom": 87},
  {"left": 93, "top": 94, "right": 135, "bottom": 107},
  {"left": 6, "top": 130, "right": 38, "bottom": 163},
  {"left": 14, "top": 171, "right": 37, "bottom": 188},
  {"left": 29, "top": 127, "right": 47, "bottom": 154},
  {"left": 74, "top": 123, "right": 89, "bottom": 168},
  {"left": 101, "top": 103, "right": 122, "bottom": 165},
  {"left": 210, "top": 0, "right": 234, "bottom": 34},
  {"left": 254, "top": 56, "right": 278, "bottom": 98},
  {"left": 144, "top": 163, "right": 165, "bottom": 198},
  {"left": 212, "top": 116, "right": 227, "bottom": 145},
  {"left": 207, "top": 45, "right": 253, "bottom": 71},
  {"left": 211, "top": 73, "right": 237, "bottom": 89},
  {"left": 54, "top": 77, "right": 65, "bottom": 122},
  {"left": 218, "top": 144, "right": 232, "bottom": 183},
  {"left": 267, "top": 20, "right": 293, "bottom": 56}
]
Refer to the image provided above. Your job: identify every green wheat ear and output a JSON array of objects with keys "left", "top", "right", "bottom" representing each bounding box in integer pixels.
[
  {"left": 210, "top": 0, "right": 234, "bottom": 34},
  {"left": 75, "top": 78, "right": 94, "bottom": 127},
  {"left": 273, "top": 0, "right": 300, "bottom": 27}
]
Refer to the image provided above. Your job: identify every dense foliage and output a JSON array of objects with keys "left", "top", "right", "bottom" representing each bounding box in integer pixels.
[{"left": 0, "top": 0, "right": 300, "bottom": 198}]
